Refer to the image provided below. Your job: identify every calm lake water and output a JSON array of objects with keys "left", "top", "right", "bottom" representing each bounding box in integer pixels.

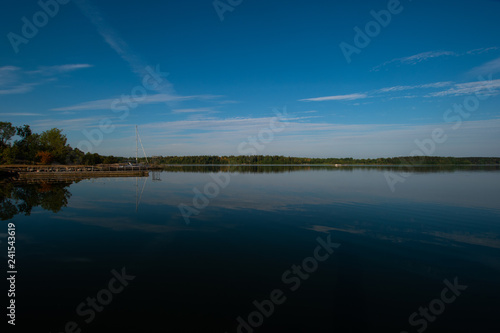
[{"left": 3, "top": 166, "right": 500, "bottom": 332}]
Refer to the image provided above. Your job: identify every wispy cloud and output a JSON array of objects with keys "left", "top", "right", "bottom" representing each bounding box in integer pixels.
[
  {"left": 172, "top": 107, "right": 217, "bottom": 113},
  {"left": 372, "top": 47, "right": 498, "bottom": 71},
  {"left": 0, "top": 83, "right": 39, "bottom": 95},
  {"left": 0, "top": 66, "right": 27, "bottom": 95},
  {"left": 73, "top": 0, "right": 175, "bottom": 97},
  {"left": 299, "top": 81, "right": 456, "bottom": 103},
  {"left": 0, "top": 64, "right": 93, "bottom": 95},
  {"left": 299, "top": 78, "right": 499, "bottom": 103},
  {"left": 119, "top": 117, "right": 500, "bottom": 158},
  {"left": 399, "top": 51, "right": 456, "bottom": 64},
  {"left": 299, "top": 93, "right": 367, "bottom": 102},
  {"left": 374, "top": 81, "right": 454, "bottom": 94},
  {"left": 418, "top": 81, "right": 456, "bottom": 89},
  {"left": 28, "top": 64, "right": 93, "bottom": 76},
  {"left": 72, "top": 0, "right": 228, "bottom": 116},
  {"left": 33, "top": 116, "right": 110, "bottom": 131},
  {"left": 51, "top": 94, "right": 223, "bottom": 111},
  {"left": 140, "top": 117, "right": 391, "bottom": 139},
  {"left": 426, "top": 79, "right": 500, "bottom": 97},
  {"left": 0, "top": 113, "right": 42, "bottom": 116},
  {"left": 468, "top": 57, "right": 500, "bottom": 77},
  {"left": 373, "top": 51, "right": 456, "bottom": 71},
  {"left": 466, "top": 46, "right": 499, "bottom": 55},
  {"left": 0, "top": 66, "right": 20, "bottom": 85}
]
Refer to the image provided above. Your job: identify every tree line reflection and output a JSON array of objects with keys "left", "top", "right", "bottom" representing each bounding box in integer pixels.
[
  {"left": 159, "top": 165, "right": 500, "bottom": 173},
  {"left": 0, "top": 180, "right": 74, "bottom": 220},
  {"left": 1, "top": 164, "right": 498, "bottom": 220}
]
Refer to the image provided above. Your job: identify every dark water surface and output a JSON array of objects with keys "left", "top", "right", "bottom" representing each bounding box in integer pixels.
[{"left": 3, "top": 166, "right": 500, "bottom": 332}]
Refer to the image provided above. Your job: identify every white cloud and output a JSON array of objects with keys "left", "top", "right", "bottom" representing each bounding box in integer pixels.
[
  {"left": 374, "top": 81, "right": 454, "bottom": 94},
  {"left": 102, "top": 117, "right": 500, "bottom": 158},
  {"left": 139, "top": 117, "right": 396, "bottom": 140},
  {"left": 0, "top": 113, "right": 42, "bottom": 116},
  {"left": 468, "top": 57, "right": 500, "bottom": 77},
  {"left": 50, "top": 98, "right": 115, "bottom": 111},
  {"left": 0, "top": 64, "right": 93, "bottom": 95},
  {"left": 0, "top": 66, "right": 22, "bottom": 93},
  {"left": 373, "top": 51, "right": 456, "bottom": 71},
  {"left": 33, "top": 116, "right": 110, "bottom": 131},
  {"left": 466, "top": 47, "right": 499, "bottom": 55},
  {"left": 172, "top": 108, "right": 216, "bottom": 113},
  {"left": 418, "top": 81, "right": 455, "bottom": 89},
  {"left": 375, "top": 82, "right": 454, "bottom": 94},
  {"left": 372, "top": 47, "right": 498, "bottom": 71},
  {"left": 376, "top": 85, "right": 414, "bottom": 93},
  {"left": 28, "top": 64, "right": 94, "bottom": 75},
  {"left": 299, "top": 81, "right": 459, "bottom": 103},
  {"left": 399, "top": 51, "right": 456, "bottom": 64},
  {"left": 0, "top": 66, "right": 21, "bottom": 85},
  {"left": 299, "top": 93, "right": 367, "bottom": 102},
  {"left": 0, "top": 83, "right": 39, "bottom": 95},
  {"left": 73, "top": 0, "right": 175, "bottom": 97},
  {"left": 299, "top": 79, "right": 498, "bottom": 102},
  {"left": 51, "top": 94, "right": 223, "bottom": 111},
  {"left": 426, "top": 79, "right": 500, "bottom": 97},
  {"left": 0, "top": 66, "right": 20, "bottom": 72}
]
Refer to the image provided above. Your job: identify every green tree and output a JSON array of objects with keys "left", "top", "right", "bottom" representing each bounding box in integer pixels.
[
  {"left": 14, "top": 125, "right": 41, "bottom": 163},
  {"left": 0, "top": 146, "right": 17, "bottom": 164},
  {"left": 103, "top": 155, "right": 119, "bottom": 164},
  {"left": 0, "top": 121, "right": 16, "bottom": 149},
  {"left": 16, "top": 124, "right": 31, "bottom": 139},
  {"left": 82, "top": 152, "right": 103, "bottom": 165},
  {"left": 40, "top": 128, "right": 68, "bottom": 162}
]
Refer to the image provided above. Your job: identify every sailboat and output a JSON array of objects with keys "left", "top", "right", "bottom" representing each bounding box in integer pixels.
[
  {"left": 134, "top": 125, "right": 149, "bottom": 211},
  {"left": 129, "top": 125, "right": 149, "bottom": 167}
]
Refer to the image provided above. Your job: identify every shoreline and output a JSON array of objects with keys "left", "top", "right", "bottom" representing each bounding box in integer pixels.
[
  {"left": 1, "top": 163, "right": 498, "bottom": 181},
  {"left": 17, "top": 170, "right": 149, "bottom": 179},
  {"left": 0, "top": 166, "right": 149, "bottom": 181}
]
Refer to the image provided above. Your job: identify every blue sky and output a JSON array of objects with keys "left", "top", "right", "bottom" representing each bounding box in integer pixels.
[{"left": 1, "top": 0, "right": 499, "bottom": 158}]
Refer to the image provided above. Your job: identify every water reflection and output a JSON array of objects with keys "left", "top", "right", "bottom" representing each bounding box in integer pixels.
[
  {"left": 159, "top": 164, "right": 500, "bottom": 173},
  {"left": 2, "top": 166, "right": 498, "bottom": 223},
  {"left": 0, "top": 180, "right": 73, "bottom": 220},
  {"left": 5, "top": 167, "right": 500, "bottom": 332}
]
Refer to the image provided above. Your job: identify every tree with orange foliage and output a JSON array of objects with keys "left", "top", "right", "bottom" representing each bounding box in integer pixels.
[{"left": 36, "top": 151, "right": 54, "bottom": 165}]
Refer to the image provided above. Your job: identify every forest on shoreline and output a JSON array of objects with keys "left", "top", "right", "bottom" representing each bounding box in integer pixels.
[
  {"left": 1, "top": 122, "right": 499, "bottom": 166},
  {"left": 146, "top": 155, "right": 500, "bottom": 165}
]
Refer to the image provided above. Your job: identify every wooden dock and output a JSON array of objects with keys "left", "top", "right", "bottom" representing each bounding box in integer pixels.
[
  {"left": 18, "top": 170, "right": 149, "bottom": 180},
  {"left": 1, "top": 164, "right": 149, "bottom": 181}
]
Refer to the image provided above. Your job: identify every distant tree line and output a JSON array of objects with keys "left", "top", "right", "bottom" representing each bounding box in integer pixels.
[
  {"left": 2, "top": 122, "right": 499, "bottom": 166},
  {"left": 157, "top": 165, "right": 500, "bottom": 174},
  {"left": 145, "top": 155, "right": 500, "bottom": 165}
]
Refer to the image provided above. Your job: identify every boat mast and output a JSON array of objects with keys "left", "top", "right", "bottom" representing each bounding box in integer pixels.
[
  {"left": 135, "top": 125, "right": 139, "bottom": 164},
  {"left": 135, "top": 125, "right": 149, "bottom": 165}
]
